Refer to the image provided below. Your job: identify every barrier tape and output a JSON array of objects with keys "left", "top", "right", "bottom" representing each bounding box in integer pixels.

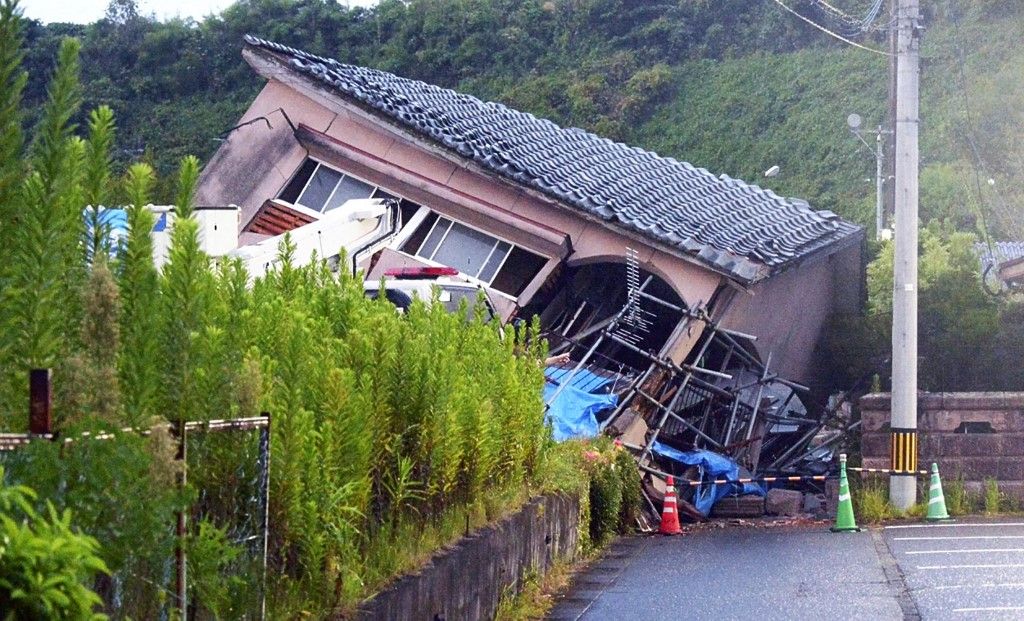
[
  {"left": 668, "top": 467, "right": 932, "bottom": 488},
  {"left": 0, "top": 416, "right": 270, "bottom": 450},
  {"left": 676, "top": 474, "right": 830, "bottom": 487},
  {"left": 848, "top": 466, "right": 929, "bottom": 476}
]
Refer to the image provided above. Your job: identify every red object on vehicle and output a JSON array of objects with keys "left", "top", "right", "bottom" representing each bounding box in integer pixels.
[{"left": 384, "top": 266, "right": 460, "bottom": 279}]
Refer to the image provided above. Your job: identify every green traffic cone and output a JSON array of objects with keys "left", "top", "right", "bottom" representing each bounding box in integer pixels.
[
  {"left": 926, "top": 462, "right": 953, "bottom": 521},
  {"left": 831, "top": 453, "right": 862, "bottom": 532}
]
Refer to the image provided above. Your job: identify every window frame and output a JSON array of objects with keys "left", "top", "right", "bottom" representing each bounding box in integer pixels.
[
  {"left": 287, "top": 159, "right": 382, "bottom": 214},
  {"left": 410, "top": 214, "right": 517, "bottom": 289}
]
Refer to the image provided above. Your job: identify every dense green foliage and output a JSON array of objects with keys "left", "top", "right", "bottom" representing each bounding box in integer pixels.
[
  {"left": 0, "top": 468, "right": 108, "bottom": 620},
  {"left": 0, "top": 3, "right": 557, "bottom": 614},
  {"left": 16, "top": 0, "right": 1024, "bottom": 393}
]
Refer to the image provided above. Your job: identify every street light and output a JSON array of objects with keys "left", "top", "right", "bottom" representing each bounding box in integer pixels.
[{"left": 846, "top": 114, "right": 892, "bottom": 240}]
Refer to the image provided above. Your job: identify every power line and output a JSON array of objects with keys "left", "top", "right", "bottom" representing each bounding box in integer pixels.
[
  {"left": 769, "top": 0, "right": 893, "bottom": 56},
  {"left": 949, "top": 0, "right": 1003, "bottom": 253},
  {"left": 811, "top": 0, "right": 888, "bottom": 36}
]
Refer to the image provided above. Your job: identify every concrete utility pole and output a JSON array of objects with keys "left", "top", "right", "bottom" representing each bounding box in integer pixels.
[{"left": 890, "top": 0, "right": 921, "bottom": 510}]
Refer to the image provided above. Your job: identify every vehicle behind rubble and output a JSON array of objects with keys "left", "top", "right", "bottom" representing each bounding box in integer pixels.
[{"left": 363, "top": 266, "right": 499, "bottom": 321}]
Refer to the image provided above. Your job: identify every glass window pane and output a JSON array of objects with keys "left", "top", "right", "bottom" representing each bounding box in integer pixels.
[
  {"left": 279, "top": 159, "right": 318, "bottom": 203},
  {"left": 297, "top": 165, "right": 342, "bottom": 211},
  {"left": 432, "top": 222, "right": 498, "bottom": 278},
  {"left": 401, "top": 212, "right": 437, "bottom": 255},
  {"left": 324, "top": 175, "right": 376, "bottom": 211},
  {"left": 418, "top": 217, "right": 451, "bottom": 259},
  {"left": 478, "top": 241, "right": 511, "bottom": 283}
]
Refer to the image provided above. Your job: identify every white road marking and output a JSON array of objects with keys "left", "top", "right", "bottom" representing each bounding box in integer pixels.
[
  {"left": 906, "top": 548, "right": 1024, "bottom": 555},
  {"left": 885, "top": 522, "right": 1024, "bottom": 530},
  {"left": 917, "top": 564, "right": 1024, "bottom": 570},
  {"left": 953, "top": 607, "right": 1024, "bottom": 613},
  {"left": 895, "top": 536, "right": 1024, "bottom": 541},
  {"left": 928, "top": 582, "right": 1024, "bottom": 590}
]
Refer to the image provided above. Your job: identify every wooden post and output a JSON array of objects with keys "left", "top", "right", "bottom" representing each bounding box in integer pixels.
[{"left": 29, "top": 369, "right": 52, "bottom": 435}]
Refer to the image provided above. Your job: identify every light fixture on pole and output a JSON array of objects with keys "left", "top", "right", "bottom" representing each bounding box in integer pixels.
[{"left": 846, "top": 113, "right": 892, "bottom": 241}]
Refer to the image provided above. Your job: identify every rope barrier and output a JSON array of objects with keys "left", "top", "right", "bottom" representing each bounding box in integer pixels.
[{"left": 0, "top": 416, "right": 271, "bottom": 450}]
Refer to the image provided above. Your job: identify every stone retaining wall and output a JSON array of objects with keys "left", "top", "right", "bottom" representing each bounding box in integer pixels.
[
  {"left": 860, "top": 392, "right": 1024, "bottom": 499},
  {"left": 354, "top": 493, "right": 580, "bottom": 621}
]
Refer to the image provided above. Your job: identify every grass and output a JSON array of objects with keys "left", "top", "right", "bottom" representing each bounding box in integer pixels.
[
  {"left": 985, "top": 478, "right": 1003, "bottom": 515},
  {"left": 944, "top": 476, "right": 973, "bottom": 516},
  {"left": 494, "top": 562, "right": 574, "bottom": 621}
]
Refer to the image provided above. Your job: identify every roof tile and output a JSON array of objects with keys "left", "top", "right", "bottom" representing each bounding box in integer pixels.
[{"left": 245, "top": 35, "right": 860, "bottom": 282}]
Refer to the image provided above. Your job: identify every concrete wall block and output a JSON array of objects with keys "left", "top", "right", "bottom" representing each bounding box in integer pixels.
[
  {"left": 999, "top": 413, "right": 1024, "bottom": 432},
  {"left": 1000, "top": 434, "right": 1024, "bottom": 457},
  {"left": 860, "top": 432, "right": 889, "bottom": 459},
  {"left": 765, "top": 489, "right": 803, "bottom": 516},
  {"left": 859, "top": 393, "right": 891, "bottom": 409},
  {"left": 1004, "top": 393, "right": 1024, "bottom": 409},
  {"left": 999, "top": 459, "right": 1024, "bottom": 482},
  {"left": 941, "top": 434, "right": 1000, "bottom": 458},
  {"left": 860, "top": 409, "right": 890, "bottom": 431},
  {"left": 919, "top": 433, "right": 942, "bottom": 461},
  {"left": 919, "top": 392, "right": 945, "bottom": 410},
  {"left": 862, "top": 457, "right": 888, "bottom": 470},
  {"left": 930, "top": 411, "right": 965, "bottom": 432},
  {"left": 996, "top": 481, "right": 1024, "bottom": 503},
  {"left": 355, "top": 494, "right": 579, "bottom": 621},
  {"left": 960, "top": 457, "right": 1001, "bottom": 480},
  {"left": 941, "top": 392, "right": 1006, "bottom": 410}
]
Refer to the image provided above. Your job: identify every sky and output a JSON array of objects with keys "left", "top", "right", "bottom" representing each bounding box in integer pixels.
[{"left": 19, "top": 0, "right": 379, "bottom": 24}]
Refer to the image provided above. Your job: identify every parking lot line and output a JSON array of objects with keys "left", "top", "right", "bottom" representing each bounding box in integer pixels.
[
  {"left": 917, "top": 564, "right": 1024, "bottom": 570},
  {"left": 953, "top": 607, "right": 1024, "bottom": 613},
  {"left": 929, "top": 582, "right": 1024, "bottom": 590},
  {"left": 894, "top": 536, "right": 1024, "bottom": 541},
  {"left": 885, "top": 522, "right": 1024, "bottom": 529},
  {"left": 906, "top": 548, "right": 1024, "bottom": 555}
]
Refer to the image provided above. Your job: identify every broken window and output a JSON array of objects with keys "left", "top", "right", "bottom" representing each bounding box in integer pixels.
[{"left": 400, "top": 213, "right": 545, "bottom": 296}]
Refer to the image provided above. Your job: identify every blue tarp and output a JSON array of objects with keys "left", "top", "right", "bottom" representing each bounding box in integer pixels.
[
  {"left": 650, "top": 441, "right": 765, "bottom": 516},
  {"left": 543, "top": 367, "right": 617, "bottom": 442}
]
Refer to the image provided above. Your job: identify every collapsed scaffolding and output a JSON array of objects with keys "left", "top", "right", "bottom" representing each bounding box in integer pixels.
[{"left": 541, "top": 251, "right": 860, "bottom": 521}]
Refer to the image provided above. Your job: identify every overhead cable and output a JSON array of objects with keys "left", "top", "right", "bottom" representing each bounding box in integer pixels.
[{"left": 769, "top": 0, "right": 892, "bottom": 56}]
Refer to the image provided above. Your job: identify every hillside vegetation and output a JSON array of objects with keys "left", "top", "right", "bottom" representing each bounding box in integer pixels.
[
  {"left": 15, "top": 0, "right": 1024, "bottom": 391},
  {"left": 19, "top": 0, "right": 1024, "bottom": 238}
]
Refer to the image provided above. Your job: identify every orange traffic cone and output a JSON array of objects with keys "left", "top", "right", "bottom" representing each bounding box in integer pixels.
[{"left": 659, "top": 475, "right": 683, "bottom": 535}]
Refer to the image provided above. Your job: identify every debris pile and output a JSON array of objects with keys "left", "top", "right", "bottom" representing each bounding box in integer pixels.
[{"left": 541, "top": 263, "right": 860, "bottom": 522}]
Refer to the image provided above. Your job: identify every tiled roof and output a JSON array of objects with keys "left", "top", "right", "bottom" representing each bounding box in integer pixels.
[
  {"left": 978, "top": 241, "right": 1024, "bottom": 274},
  {"left": 244, "top": 36, "right": 861, "bottom": 283}
]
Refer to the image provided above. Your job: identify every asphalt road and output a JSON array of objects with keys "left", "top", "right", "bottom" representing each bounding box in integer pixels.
[
  {"left": 548, "top": 519, "right": 1024, "bottom": 621},
  {"left": 548, "top": 525, "right": 902, "bottom": 621},
  {"left": 884, "top": 520, "right": 1024, "bottom": 620}
]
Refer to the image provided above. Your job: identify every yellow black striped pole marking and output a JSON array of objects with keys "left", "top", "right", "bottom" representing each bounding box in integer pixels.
[{"left": 890, "top": 428, "right": 918, "bottom": 474}]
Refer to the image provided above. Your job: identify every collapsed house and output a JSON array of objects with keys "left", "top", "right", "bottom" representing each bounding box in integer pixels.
[{"left": 194, "top": 36, "right": 865, "bottom": 518}]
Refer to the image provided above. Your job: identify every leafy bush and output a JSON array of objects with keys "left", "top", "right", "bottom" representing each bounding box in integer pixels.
[
  {"left": 0, "top": 468, "right": 108, "bottom": 620},
  {"left": 944, "top": 476, "right": 974, "bottom": 515}
]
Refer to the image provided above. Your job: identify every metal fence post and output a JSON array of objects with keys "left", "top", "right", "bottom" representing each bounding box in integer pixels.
[
  {"left": 259, "top": 412, "right": 271, "bottom": 621},
  {"left": 28, "top": 369, "right": 52, "bottom": 435},
  {"left": 175, "top": 421, "right": 188, "bottom": 619}
]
